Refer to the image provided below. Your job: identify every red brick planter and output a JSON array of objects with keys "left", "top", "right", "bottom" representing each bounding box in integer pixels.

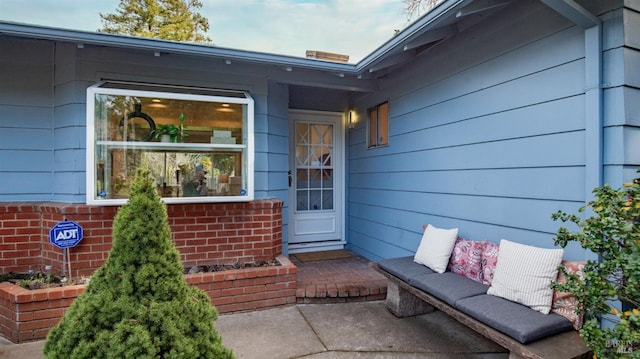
[
  {"left": 0, "top": 255, "right": 297, "bottom": 343},
  {"left": 0, "top": 200, "right": 284, "bottom": 278}
]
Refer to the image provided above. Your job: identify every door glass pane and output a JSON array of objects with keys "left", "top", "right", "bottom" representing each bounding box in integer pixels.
[
  {"left": 295, "top": 122, "right": 333, "bottom": 211},
  {"left": 310, "top": 168, "right": 321, "bottom": 188},
  {"left": 296, "top": 190, "right": 308, "bottom": 211},
  {"left": 309, "top": 190, "right": 321, "bottom": 210},
  {"left": 296, "top": 169, "right": 309, "bottom": 189},
  {"left": 323, "top": 190, "right": 333, "bottom": 210}
]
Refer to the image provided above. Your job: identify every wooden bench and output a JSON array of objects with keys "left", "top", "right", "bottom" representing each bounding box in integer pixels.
[{"left": 372, "top": 262, "right": 592, "bottom": 359}]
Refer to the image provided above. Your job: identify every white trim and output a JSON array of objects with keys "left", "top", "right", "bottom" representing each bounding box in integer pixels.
[
  {"left": 86, "top": 81, "right": 254, "bottom": 205},
  {"left": 288, "top": 110, "right": 346, "bottom": 252},
  {"left": 288, "top": 240, "right": 347, "bottom": 254}
]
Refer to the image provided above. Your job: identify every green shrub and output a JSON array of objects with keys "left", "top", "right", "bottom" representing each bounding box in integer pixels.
[
  {"left": 552, "top": 174, "right": 639, "bottom": 358},
  {"left": 44, "top": 168, "right": 233, "bottom": 359}
]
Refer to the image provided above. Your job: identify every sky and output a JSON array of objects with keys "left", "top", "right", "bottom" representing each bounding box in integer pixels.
[{"left": 0, "top": 0, "right": 412, "bottom": 63}]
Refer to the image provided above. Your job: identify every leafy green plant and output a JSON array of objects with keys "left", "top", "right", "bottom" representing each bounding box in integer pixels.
[
  {"left": 154, "top": 113, "right": 188, "bottom": 142},
  {"left": 552, "top": 173, "right": 640, "bottom": 358},
  {"left": 43, "top": 168, "right": 233, "bottom": 359},
  {"left": 213, "top": 153, "right": 235, "bottom": 175}
]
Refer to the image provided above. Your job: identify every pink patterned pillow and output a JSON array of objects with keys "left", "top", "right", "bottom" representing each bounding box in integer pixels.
[
  {"left": 480, "top": 240, "right": 499, "bottom": 286},
  {"left": 552, "top": 260, "right": 585, "bottom": 330},
  {"left": 448, "top": 237, "right": 484, "bottom": 283}
]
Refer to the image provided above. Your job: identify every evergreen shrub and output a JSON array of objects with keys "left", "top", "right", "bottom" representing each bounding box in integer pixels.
[{"left": 43, "top": 168, "right": 233, "bottom": 358}]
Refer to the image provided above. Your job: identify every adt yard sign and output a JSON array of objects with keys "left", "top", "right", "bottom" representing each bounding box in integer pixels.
[{"left": 50, "top": 221, "right": 83, "bottom": 249}]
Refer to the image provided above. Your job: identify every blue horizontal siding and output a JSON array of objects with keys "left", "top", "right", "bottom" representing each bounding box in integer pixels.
[
  {"left": 0, "top": 150, "right": 51, "bottom": 171},
  {"left": 350, "top": 131, "right": 586, "bottom": 172},
  {"left": 1, "top": 173, "right": 53, "bottom": 195},
  {"left": 0, "top": 64, "right": 53, "bottom": 107},
  {"left": 0, "top": 128, "right": 51, "bottom": 150},
  {"left": 349, "top": 167, "right": 585, "bottom": 202},
  {"left": 349, "top": 187, "right": 581, "bottom": 233},
  {"left": 391, "top": 29, "right": 585, "bottom": 115},
  {"left": 346, "top": 0, "right": 601, "bottom": 262},
  {"left": 0, "top": 105, "right": 51, "bottom": 129},
  {"left": 603, "top": 87, "right": 640, "bottom": 127}
]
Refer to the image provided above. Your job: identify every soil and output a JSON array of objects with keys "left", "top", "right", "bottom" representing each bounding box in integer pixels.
[
  {"left": 1, "top": 259, "right": 282, "bottom": 290},
  {"left": 183, "top": 259, "right": 281, "bottom": 274},
  {"left": 0, "top": 272, "right": 88, "bottom": 290}
]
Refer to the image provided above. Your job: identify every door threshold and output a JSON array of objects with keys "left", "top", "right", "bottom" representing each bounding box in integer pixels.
[{"left": 288, "top": 240, "right": 346, "bottom": 254}]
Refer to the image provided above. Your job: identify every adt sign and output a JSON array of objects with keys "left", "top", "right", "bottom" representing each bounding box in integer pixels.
[{"left": 50, "top": 221, "right": 83, "bottom": 249}]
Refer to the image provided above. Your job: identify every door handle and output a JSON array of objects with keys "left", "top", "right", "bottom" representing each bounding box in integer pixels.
[{"left": 288, "top": 170, "right": 292, "bottom": 187}]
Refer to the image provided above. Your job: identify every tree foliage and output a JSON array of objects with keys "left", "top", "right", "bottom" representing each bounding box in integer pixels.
[
  {"left": 99, "top": 0, "right": 212, "bottom": 43},
  {"left": 43, "top": 168, "right": 233, "bottom": 359},
  {"left": 403, "top": 0, "right": 442, "bottom": 22},
  {"left": 552, "top": 174, "right": 640, "bottom": 358}
]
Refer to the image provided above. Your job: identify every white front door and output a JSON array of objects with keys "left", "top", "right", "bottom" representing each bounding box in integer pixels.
[{"left": 288, "top": 110, "right": 345, "bottom": 253}]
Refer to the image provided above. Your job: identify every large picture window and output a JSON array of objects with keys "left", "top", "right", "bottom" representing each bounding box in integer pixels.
[{"left": 87, "top": 81, "right": 254, "bottom": 205}]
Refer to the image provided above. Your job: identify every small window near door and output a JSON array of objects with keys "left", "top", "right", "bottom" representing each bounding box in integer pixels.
[{"left": 367, "top": 102, "right": 389, "bottom": 148}]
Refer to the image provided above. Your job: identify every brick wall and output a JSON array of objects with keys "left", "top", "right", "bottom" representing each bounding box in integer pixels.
[
  {"left": 0, "top": 200, "right": 284, "bottom": 278},
  {"left": 0, "top": 255, "right": 297, "bottom": 343}
]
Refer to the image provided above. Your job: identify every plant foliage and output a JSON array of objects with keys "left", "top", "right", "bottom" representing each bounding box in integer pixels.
[
  {"left": 100, "top": 0, "right": 212, "bottom": 43},
  {"left": 154, "top": 113, "right": 188, "bottom": 142},
  {"left": 552, "top": 174, "right": 640, "bottom": 358},
  {"left": 402, "top": 0, "right": 441, "bottom": 22},
  {"left": 43, "top": 168, "right": 233, "bottom": 359}
]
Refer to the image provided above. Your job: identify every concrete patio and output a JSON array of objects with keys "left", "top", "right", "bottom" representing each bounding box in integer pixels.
[{"left": 0, "top": 301, "right": 508, "bottom": 358}]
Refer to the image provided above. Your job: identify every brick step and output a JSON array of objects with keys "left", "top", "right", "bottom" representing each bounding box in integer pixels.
[{"left": 291, "top": 251, "right": 388, "bottom": 304}]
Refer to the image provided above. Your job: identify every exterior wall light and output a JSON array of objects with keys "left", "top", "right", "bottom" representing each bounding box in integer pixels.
[{"left": 348, "top": 110, "right": 356, "bottom": 129}]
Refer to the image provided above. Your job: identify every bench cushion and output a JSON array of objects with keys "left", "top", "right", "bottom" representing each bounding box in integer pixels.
[
  {"left": 455, "top": 294, "right": 574, "bottom": 344},
  {"left": 410, "top": 272, "right": 489, "bottom": 306},
  {"left": 377, "top": 256, "right": 435, "bottom": 283}
]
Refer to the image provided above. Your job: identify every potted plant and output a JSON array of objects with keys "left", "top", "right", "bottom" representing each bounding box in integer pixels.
[
  {"left": 213, "top": 154, "right": 235, "bottom": 183},
  {"left": 154, "top": 113, "right": 188, "bottom": 143}
]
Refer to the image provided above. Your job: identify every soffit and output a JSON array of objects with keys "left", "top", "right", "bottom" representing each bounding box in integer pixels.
[{"left": 4, "top": 0, "right": 585, "bottom": 91}]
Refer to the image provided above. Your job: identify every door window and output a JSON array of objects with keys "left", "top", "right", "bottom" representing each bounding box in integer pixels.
[{"left": 295, "top": 122, "right": 334, "bottom": 211}]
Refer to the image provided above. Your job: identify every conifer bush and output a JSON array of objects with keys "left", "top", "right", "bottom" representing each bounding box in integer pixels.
[{"left": 43, "top": 168, "right": 233, "bottom": 359}]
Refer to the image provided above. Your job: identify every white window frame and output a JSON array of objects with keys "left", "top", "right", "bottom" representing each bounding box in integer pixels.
[{"left": 86, "top": 81, "right": 254, "bottom": 205}]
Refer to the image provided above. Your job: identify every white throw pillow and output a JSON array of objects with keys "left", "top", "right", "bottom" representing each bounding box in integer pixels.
[
  {"left": 413, "top": 225, "right": 459, "bottom": 273},
  {"left": 487, "top": 239, "right": 563, "bottom": 314}
]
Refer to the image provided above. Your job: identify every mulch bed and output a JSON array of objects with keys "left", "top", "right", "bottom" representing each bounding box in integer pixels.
[
  {"left": 184, "top": 259, "right": 281, "bottom": 274},
  {"left": 1, "top": 259, "right": 282, "bottom": 290}
]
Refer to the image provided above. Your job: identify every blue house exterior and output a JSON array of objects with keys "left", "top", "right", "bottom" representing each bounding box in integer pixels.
[{"left": 0, "top": 0, "right": 638, "bottom": 264}]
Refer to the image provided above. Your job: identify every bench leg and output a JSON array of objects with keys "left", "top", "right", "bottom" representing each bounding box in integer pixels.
[{"left": 386, "top": 281, "right": 434, "bottom": 317}]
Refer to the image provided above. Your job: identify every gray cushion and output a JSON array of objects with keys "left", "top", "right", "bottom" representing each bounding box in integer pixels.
[
  {"left": 410, "top": 272, "right": 488, "bottom": 306},
  {"left": 377, "top": 256, "right": 435, "bottom": 282},
  {"left": 455, "top": 294, "right": 573, "bottom": 344}
]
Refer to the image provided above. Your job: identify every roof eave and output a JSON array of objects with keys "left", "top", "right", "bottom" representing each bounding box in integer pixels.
[
  {"left": 355, "top": 0, "right": 471, "bottom": 73},
  {"left": 0, "top": 0, "right": 470, "bottom": 77},
  {"left": 0, "top": 21, "right": 357, "bottom": 73}
]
